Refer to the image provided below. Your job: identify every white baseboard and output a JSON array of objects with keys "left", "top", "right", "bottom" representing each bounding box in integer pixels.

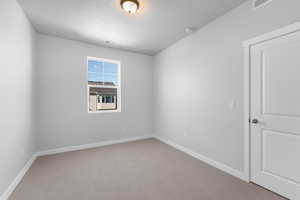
[
  {"left": 1, "top": 135, "right": 153, "bottom": 200},
  {"left": 1, "top": 153, "right": 38, "bottom": 200},
  {"left": 37, "top": 135, "right": 153, "bottom": 156},
  {"left": 154, "top": 136, "right": 248, "bottom": 182}
]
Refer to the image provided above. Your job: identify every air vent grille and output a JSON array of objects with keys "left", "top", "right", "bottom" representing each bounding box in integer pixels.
[{"left": 253, "top": 0, "right": 273, "bottom": 9}]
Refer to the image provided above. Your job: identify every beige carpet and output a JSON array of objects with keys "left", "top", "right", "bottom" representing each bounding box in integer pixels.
[{"left": 9, "top": 139, "right": 286, "bottom": 200}]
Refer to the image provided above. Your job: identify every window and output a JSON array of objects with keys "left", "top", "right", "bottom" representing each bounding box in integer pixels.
[{"left": 87, "top": 57, "right": 121, "bottom": 113}]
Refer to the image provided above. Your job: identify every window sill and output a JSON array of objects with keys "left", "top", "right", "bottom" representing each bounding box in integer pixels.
[{"left": 88, "top": 109, "right": 121, "bottom": 114}]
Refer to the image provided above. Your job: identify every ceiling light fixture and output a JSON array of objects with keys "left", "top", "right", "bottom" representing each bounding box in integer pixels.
[{"left": 120, "top": 0, "right": 139, "bottom": 14}]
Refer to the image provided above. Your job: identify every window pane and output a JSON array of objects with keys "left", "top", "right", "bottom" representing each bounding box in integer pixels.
[
  {"left": 104, "top": 62, "right": 118, "bottom": 73},
  {"left": 104, "top": 74, "right": 118, "bottom": 86},
  {"left": 88, "top": 60, "right": 104, "bottom": 83},
  {"left": 103, "top": 62, "right": 119, "bottom": 86},
  {"left": 89, "top": 87, "right": 118, "bottom": 111}
]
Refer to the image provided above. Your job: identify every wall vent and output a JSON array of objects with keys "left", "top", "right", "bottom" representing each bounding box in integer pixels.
[{"left": 253, "top": 0, "right": 273, "bottom": 10}]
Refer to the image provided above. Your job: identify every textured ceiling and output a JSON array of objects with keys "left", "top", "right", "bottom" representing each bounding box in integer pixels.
[{"left": 18, "top": 0, "right": 247, "bottom": 55}]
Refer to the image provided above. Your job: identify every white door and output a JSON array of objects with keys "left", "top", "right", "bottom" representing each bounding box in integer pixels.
[{"left": 250, "top": 30, "right": 300, "bottom": 200}]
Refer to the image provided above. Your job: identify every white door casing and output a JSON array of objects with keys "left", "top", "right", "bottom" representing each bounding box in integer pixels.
[{"left": 249, "top": 29, "right": 300, "bottom": 199}]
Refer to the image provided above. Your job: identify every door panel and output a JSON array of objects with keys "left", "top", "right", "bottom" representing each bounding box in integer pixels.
[
  {"left": 263, "top": 43, "right": 300, "bottom": 116},
  {"left": 251, "top": 30, "right": 300, "bottom": 200},
  {"left": 263, "top": 130, "right": 300, "bottom": 184}
]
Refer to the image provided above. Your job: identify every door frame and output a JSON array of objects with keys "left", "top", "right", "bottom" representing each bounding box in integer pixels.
[{"left": 242, "top": 22, "right": 300, "bottom": 183}]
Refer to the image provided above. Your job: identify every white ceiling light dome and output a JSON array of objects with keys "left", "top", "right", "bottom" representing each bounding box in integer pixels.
[{"left": 120, "top": 0, "right": 140, "bottom": 14}]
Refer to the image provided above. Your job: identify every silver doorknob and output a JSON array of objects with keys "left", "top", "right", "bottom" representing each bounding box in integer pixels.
[{"left": 251, "top": 119, "right": 259, "bottom": 124}]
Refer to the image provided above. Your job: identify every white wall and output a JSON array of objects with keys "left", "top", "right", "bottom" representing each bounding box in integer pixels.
[
  {"left": 0, "top": 0, "right": 36, "bottom": 195},
  {"left": 153, "top": 0, "right": 300, "bottom": 172},
  {"left": 36, "top": 34, "right": 153, "bottom": 151}
]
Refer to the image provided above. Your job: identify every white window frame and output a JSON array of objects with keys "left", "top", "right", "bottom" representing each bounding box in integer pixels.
[{"left": 87, "top": 56, "right": 121, "bottom": 113}]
